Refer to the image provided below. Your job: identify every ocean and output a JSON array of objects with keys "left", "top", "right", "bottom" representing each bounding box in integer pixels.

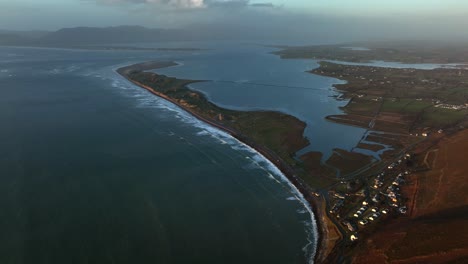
[{"left": 0, "top": 44, "right": 324, "bottom": 263}]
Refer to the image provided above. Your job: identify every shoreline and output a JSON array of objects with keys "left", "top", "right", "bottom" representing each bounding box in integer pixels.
[{"left": 116, "top": 63, "right": 328, "bottom": 264}]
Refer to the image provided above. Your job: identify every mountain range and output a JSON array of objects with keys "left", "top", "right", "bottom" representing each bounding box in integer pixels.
[{"left": 0, "top": 26, "right": 195, "bottom": 47}]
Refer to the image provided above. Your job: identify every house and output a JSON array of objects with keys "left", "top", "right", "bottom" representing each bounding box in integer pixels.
[
  {"left": 372, "top": 194, "right": 381, "bottom": 203},
  {"left": 358, "top": 219, "right": 369, "bottom": 226},
  {"left": 369, "top": 212, "right": 381, "bottom": 221},
  {"left": 342, "top": 220, "right": 357, "bottom": 232},
  {"left": 399, "top": 206, "right": 408, "bottom": 214}
]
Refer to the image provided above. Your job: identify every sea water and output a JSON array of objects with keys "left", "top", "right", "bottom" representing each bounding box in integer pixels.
[{"left": 0, "top": 45, "right": 317, "bottom": 264}]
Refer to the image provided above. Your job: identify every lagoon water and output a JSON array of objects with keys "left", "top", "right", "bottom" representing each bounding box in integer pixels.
[
  {"left": 155, "top": 44, "right": 367, "bottom": 159},
  {"left": 0, "top": 42, "right": 372, "bottom": 264}
]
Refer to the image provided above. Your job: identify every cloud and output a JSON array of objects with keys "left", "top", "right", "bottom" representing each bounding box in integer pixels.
[
  {"left": 85, "top": 0, "right": 204, "bottom": 8},
  {"left": 205, "top": 0, "right": 248, "bottom": 8},
  {"left": 250, "top": 3, "right": 275, "bottom": 8},
  {"left": 88, "top": 0, "right": 222, "bottom": 9},
  {"left": 166, "top": 0, "right": 205, "bottom": 8},
  {"left": 86, "top": 0, "right": 274, "bottom": 9}
]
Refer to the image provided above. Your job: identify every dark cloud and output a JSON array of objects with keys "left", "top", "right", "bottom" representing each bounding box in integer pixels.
[
  {"left": 205, "top": 0, "right": 249, "bottom": 8},
  {"left": 250, "top": 3, "right": 275, "bottom": 8}
]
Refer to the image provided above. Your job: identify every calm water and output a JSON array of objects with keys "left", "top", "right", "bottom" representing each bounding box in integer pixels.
[{"left": 0, "top": 45, "right": 318, "bottom": 264}]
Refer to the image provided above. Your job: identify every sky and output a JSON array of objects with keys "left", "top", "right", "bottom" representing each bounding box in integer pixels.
[{"left": 1, "top": 0, "right": 467, "bottom": 41}]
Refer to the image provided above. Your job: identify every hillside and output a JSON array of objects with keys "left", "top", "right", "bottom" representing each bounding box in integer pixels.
[
  {"left": 353, "top": 129, "right": 468, "bottom": 263},
  {"left": 0, "top": 26, "right": 189, "bottom": 47}
]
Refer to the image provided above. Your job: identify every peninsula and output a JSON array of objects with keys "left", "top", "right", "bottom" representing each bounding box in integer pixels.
[{"left": 117, "top": 61, "right": 329, "bottom": 263}]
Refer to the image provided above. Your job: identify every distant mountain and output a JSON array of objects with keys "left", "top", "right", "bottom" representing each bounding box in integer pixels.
[
  {"left": 0, "top": 26, "right": 192, "bottom": 47},
  {"left": 0, "top": 30, "right": 50, "bottom": 46},
  {"left": 36, "top": 26, "right": 190, "bottom": 46},
  {"left": 0, "top": 33, "right": 32, "bottom": 46},
  {"left": 0, "top": 30, "right": 49, "bottom": 39}
]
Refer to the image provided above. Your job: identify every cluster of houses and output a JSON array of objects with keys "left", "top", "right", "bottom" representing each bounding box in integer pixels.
[
  {"left": 385, "top": 176, "right": 408, "bottom": 215},
  {"left": 328, "top": 153, "right": 414, "bottom": 242},
  {"left": 329, "top": 198, "right": 344, "bottom": 215},
  {"left": 435, "top": 103, "right": 468, "bottom": 110}
]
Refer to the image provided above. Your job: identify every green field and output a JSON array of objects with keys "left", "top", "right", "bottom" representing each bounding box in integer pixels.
[
  {"left": 421, "top": 108, "right": 468, "bottom": 127},
  {"left": 381, "top": 98, "right": 413, "bottom": 112},
  {"left": 403, "top": 100, "right": 433, "bottom": 113}
]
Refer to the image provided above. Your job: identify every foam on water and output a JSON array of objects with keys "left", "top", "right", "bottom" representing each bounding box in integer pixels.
[
  {"left": 204, "top": 129, "right": 319, "bottom": 263},
  {"left": 49, "top": 69, "right": 61, "bottom": 75},
  {"left": 266, "top": 172, "right": 276, "bottom": 180},
  {"left": 45, "top": 64, "right": 87, "bottom": 76},
  {"left": 0, "top": 69, "right": 10, "bottom": 78},
  {"left": 173, "top": 61, "right": 185, "bottom": 67}
]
